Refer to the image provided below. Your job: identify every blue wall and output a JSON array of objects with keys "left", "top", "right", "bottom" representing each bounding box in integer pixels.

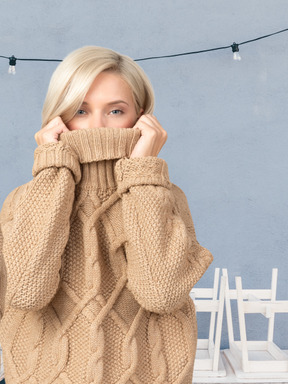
[{"left": 0, "top": 0, "right": 287, "bottom": 349}]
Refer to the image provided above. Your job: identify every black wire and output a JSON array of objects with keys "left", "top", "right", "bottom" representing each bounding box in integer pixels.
[
  {"left": 1, "top": 27, "right": 288, "bottom": 65},
  {"left": 0, "top": 55, "right": 62, "bottom": 63},
  {"left": 135, "top": 27, "right": 288, "bottom": 61},
  {"left": 134, "top": 44, "right": 231, "bottom": 61},
  {"left": 16, "top": 58, "right": 62, "bottom": 62},
  {"left": 239, "top": 27, "right": 288, "bottom": 46}
]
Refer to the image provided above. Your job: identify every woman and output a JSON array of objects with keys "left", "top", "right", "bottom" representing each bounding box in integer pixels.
[{"left": 0, "top": 46, "right": 213, "bottom": 384}]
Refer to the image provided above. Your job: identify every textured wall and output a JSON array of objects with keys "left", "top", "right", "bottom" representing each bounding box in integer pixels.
[{"left": 0, "top": 0, "right": 287, "bottom": 349}]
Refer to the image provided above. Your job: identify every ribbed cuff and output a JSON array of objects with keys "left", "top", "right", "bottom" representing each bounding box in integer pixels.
[
  {"left": 115, "top": 157, "right": 171, "bottom": 194},
  {"left": 32, "top": 142, "right": 81, "bottom": 184}
]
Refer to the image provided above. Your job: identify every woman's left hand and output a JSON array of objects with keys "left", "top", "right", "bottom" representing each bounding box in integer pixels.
[{"left": 130, "top": 114, "right": 167, "bottom": 158}]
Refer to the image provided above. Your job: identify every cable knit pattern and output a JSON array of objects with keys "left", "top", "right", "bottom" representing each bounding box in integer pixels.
[{"left": 0, "top": 127, "right": 213, "bottom": 383}]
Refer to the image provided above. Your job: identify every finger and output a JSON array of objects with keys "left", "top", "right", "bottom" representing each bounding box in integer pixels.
[
  {"left": 42, "top": 116, "right": 65, "bottom": 131},
  {"left": 134, "top": 116, "right": 167, "bottom": 144},
  {"left": 35, "top": 116, "right": 69, "bottom": 145},
  {"left": 142, "top": 114, "right": 162, "bottom": 128},
  {"left": 139, "top": 115, "right": 166, "bottom": 136},
  {"left": 136, "top": 114, "right": 159, "bottom": 128},
  {"left": 133, "top": 116, "right": 160, "bottom": 133}
]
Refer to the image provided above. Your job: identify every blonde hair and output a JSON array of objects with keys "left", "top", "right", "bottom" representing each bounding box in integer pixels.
[{"left": 41, "top": 46, "right": 155, "bottom": 127}]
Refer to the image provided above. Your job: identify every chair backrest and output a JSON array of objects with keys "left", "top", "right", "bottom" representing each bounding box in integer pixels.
[
  {"left": 0, "top": 346, "right": 4, "bottom": 381},
  {"left": 191, "top": 269, "right": 227, "bottom": 372},
  {"left": 190, "top": 268, "right": 220, "bottom": 343},
  {"left": 222, "top": 268, "right": 279, "bottom": 345}
]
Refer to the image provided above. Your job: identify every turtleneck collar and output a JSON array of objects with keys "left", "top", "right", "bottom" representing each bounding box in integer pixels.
[
  {"left": 59, "top": 127, "right": 140, "bottom": 192},
  {"left": 60, "top": 126, "right": 140, "bottom": 164}
]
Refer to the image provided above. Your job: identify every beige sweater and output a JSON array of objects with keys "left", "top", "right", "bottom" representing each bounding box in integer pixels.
[{"left": 0, "top": 127, "right": 213, "bottom": 384}]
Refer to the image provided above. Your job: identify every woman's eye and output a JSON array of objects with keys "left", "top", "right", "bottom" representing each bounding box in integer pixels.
[
  {"left": 76, "top": 109, "right": 86, "bottom": 115},
  {"left": 109, "top": 109, "right": 123, "bottom": 115}
]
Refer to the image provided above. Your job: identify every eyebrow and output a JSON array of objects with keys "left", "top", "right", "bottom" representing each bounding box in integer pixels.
[{"left": 82, "top": 100, "right": 129, "bottom": 106}]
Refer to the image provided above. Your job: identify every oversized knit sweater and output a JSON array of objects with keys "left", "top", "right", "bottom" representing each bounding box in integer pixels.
[{"left": 0, "top": 127, "right": 213, "bottom": 384}]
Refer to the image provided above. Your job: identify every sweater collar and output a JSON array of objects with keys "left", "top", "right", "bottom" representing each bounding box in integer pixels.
[
  {"left": 59, "top": 127, "right": 140, "bottom": 192},
  {"left": 59, "top": 126, "right": 140, "bottom": 164}
]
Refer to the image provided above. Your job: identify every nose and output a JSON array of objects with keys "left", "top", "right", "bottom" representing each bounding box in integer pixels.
[{"left": 92, "top": 112, "right": 106, "bottom": 128}]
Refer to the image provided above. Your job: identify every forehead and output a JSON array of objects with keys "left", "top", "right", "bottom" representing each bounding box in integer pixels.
[{"left": 84, "top": 71, "right": 133, "bottom": 102}]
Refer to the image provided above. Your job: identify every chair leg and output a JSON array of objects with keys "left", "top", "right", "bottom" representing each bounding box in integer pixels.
[{"left": 236, "top": 276, "right": 249, "bottom": 373}]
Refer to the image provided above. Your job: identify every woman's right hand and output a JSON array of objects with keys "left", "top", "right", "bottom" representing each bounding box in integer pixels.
[{"left": 34, "top": 116, "right": 70, "bottom": 146}]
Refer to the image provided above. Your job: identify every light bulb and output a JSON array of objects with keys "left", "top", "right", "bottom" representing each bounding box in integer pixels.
[
  {"left": 231, "top": 42, "right": 241, "bottom": 61},
  {"left": 8, "top": 55, "right": 16, "bottom": 75},
  {"left": 233, "top": 51, "right": 241, "bottom": 61},
  {"left": 8, "top": 65, "right": 16, "bottom": 74}
]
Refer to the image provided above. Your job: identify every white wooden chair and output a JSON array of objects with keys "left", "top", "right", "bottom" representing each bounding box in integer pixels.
[
  {"left": 223, "top": 268, "right": 288, "bottom": 380},
  {"left": 190, "top": 268, "right": 226, "bottom": 378},
  {"left": 0, "top": 345, "right": 4, "bottom": 381}
]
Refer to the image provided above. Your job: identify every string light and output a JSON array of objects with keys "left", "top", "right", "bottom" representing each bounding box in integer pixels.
[
  {"left": 1, "top": 27, "right": 288, "bottom": 73},
  {"left": 8, "top": 55, "right": 16, "bottom": 74},
  {"left": 231, "top": 42, "right": 241, "bottom": 61}
]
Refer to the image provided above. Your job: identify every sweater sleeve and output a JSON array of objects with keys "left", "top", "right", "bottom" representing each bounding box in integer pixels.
[
  {"left": 0, "top": 142, "right": 81, "bottom": 311},
  {"left": 115, "top": 156, "right": 213, "bottom": 314}
]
